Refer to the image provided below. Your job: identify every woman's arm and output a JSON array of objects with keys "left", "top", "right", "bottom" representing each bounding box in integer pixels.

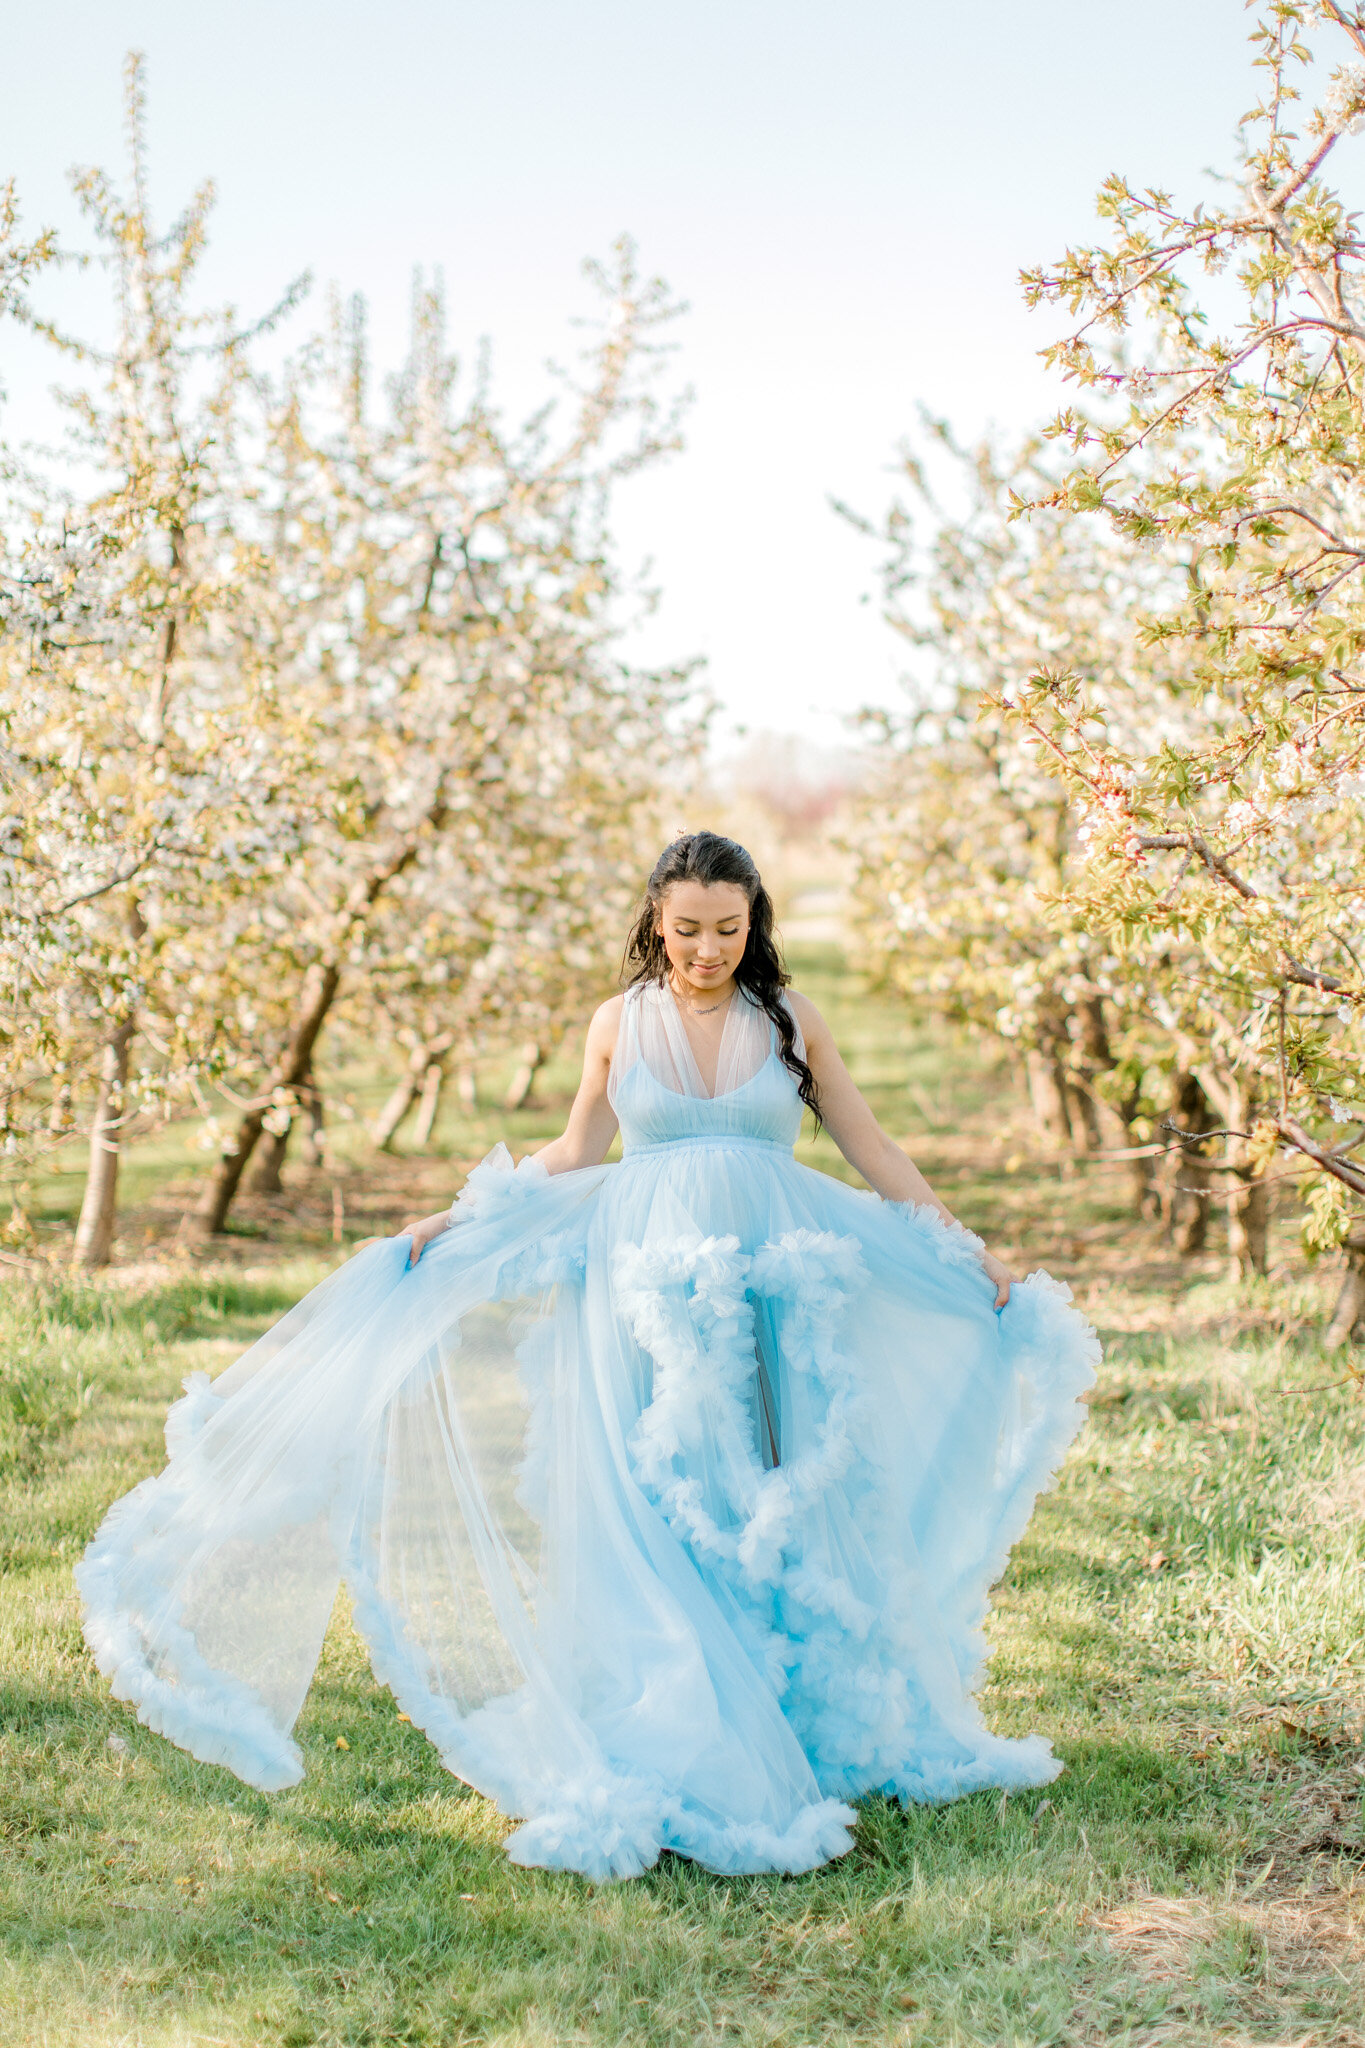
[
  {"left": 789, "top": 992, "right": 1016, "bottom": 1308},
  {"left": 531, "top": 995, "right": 621, "bottom": 1175},
  {"left": 398, "top": 997, "right": 623, "bottom": 1265}
]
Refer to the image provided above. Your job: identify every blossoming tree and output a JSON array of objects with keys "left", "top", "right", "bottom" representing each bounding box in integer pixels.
[
  {"left": 0, "top": 59, "right": 303, "bottom": 1264},
  {"left": 185, "top": 256, "right": 696, "bottom": 1238},
  {"left": 1, "top": 64, "right": 697, "bottom": 1265},
  {"left": 1012, "top": 0, "right": 1365, "bottom": 1313},
  {"left": 845, "top": 427, "right": 1185, "bottom": 1217}
]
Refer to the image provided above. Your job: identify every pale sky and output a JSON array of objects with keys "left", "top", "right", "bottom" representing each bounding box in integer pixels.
[{"left": 1, "top": 0, "right": 1256, "bottom": 746}]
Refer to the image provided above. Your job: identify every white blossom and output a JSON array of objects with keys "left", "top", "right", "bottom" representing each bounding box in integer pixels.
[{"left": 1324, "top": 61, "right": 1365, "bottom": 134}]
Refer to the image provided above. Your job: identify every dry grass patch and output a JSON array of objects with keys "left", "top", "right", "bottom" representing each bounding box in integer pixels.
[{"left": 1091, "top": 1886, "right": 1365, "bottom": 2047}]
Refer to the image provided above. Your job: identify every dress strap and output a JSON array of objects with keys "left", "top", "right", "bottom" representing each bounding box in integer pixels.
[
  {"left": 607, "top": 982, "right": 645, "bottom": 1109},
  {"left": 777, "top": 990, "right": 806, "bottom": 1063}
]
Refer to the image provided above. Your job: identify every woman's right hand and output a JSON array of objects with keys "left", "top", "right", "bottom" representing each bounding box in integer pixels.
[{"left": 399, "top": 1210, "right": 455, "bottom": 1267}]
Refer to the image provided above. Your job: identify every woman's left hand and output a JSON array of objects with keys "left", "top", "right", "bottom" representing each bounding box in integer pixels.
[{"left": 979, "top": 1250, "right": 1015, "bottom": 1310}]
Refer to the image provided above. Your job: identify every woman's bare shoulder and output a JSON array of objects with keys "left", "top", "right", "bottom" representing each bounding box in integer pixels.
[
  {"left": 784, "top": 987, "right": 831, "bottom": 1039},
  {"left": 585, "top": 991, "right": 626, "bottom": 1042},
  {"left": 573, "top": 993, "right": 626, "bottom": 1082}
]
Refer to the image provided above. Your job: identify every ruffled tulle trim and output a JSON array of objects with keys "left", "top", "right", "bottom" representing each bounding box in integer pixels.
[
  {"left": 347, "top": 1546, "right": 854, "bottom": 1882},
  {"left": 660, "top": 1792, "right": 857, "bottom": 1877},
  {"left": 347, "top": 1535, "right": 692, "bottom": 1885},
  {"left": 76, "top": 1482, "right": 304, "bottom": 1792},
  {"left": 163, "top": 1371, "right": 223, "bottom": 1460},
  {"left": 613, "top": 1228, "right": 878, "bottom": 1637},
  {"left": 503, "top": 1781, "right": 856, "bottom": 1883},
  {"left": 614, "top": 1232, "right": 760, "bottom": 1568},
  {"left": 884, "top": 1731, "right": 1061, "bottom": 1805},
  {"left": 448, "top": 1142, "right": 549, "bottom": 1225},
  {"left": 887, "top": 1198, "right": 989, "bottom": 1273},
  {"left": 445, "top": 1143, "right": 591, "bottom": 1297},
  {"left": 610, "top": 1204, "right": 1098, "bottom": 1812},
  {"left": 743, "top": 1231, "right": 871, "bottom": 1611},
  {"left": 503, "top": 1775, "right": 673, "bottom": 1883}
]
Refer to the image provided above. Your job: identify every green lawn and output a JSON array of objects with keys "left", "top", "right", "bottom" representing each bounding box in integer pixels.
[{"left": 2, "top": 951, "right": 1363, "bottom": 2046}]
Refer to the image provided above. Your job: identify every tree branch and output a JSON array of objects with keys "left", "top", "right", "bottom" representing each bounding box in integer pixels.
[
  {"left": 1134, "top": 829, "right": 1260, "bottom": 901},
  {"left": 1277, "top": 1114, "right": 1365, "bottom": 1195},
  {"left": 54, "top": 838, "right": 164, "bottom": 913}
]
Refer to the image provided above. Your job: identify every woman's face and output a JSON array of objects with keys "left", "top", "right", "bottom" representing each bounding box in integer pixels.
[{"left": 656, "top": 880, "right": 751, "bottom": 998}]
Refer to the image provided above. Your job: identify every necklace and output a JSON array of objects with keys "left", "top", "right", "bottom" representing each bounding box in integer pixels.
[{"left": 670, "top": 977, "right": 733, "bottom": 1018}]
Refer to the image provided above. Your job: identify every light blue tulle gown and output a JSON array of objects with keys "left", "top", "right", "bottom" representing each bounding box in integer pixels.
[{"left": 78, "top": 982, "right": 1098, "bottom": 1881}]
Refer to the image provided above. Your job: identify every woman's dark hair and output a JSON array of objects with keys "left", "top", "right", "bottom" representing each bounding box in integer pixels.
[{"left": 623, "top": 831, "right": 820, "bottom": 1125}]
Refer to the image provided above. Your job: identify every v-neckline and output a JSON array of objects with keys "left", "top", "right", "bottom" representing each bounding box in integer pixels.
[{"left": 665, "top": 978, "right": 738, "bottom": 1098}]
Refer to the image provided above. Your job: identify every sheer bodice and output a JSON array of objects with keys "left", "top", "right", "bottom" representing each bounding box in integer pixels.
[{"left": 608, "top": 982, "right": 804, "bottom": 1153}]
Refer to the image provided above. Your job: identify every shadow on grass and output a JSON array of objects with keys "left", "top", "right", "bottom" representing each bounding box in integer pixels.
[{"left": 3, "top": 1641, "right": 1246, "bottom": 1942}]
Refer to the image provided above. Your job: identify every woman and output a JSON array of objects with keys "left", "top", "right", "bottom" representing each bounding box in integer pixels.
[{"left": 79, "top": 832, "right": 1097, "bottom": 1882}]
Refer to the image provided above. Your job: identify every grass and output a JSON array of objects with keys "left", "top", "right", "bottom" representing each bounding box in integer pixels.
[{"left": 1, "top": 948, "right": 1363, "bottom": 2046}]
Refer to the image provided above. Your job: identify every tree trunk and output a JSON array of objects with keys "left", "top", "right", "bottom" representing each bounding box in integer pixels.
[
  {"left": 1169, "top": 1072, "right": 1216, "bottom": 1257},
  {"left": 248, "top": 1121, "right": 291, "bottom": 1195},
  {"left": 1324, "top": 1222, "right": 1365, "bottom": 1349},
  {"left": 1190, "top": 1066, "right": 1269, "bottom": 1280},
  {"left": 192, "top": 962, "right": 341, "bottom": 1239},
  {"left": 504, "top": 1039, "right": 544, "bottom": 1111},
  {"left": 1224, "top": 1084, "right": 1269, "bottom": 1281},
  {"left": 1074, "top": 995, "right": 1111, "bottom": 1067},
  {"left": 297, "top": 1078, "right": 326, "bottom": 1168},
  {"left": 455, "top": 1061, "right": 478, "bottom": 1114},
  {"left": 372, "top": 1032, "right": 455, "bottom": 1150},
  {"left": 49, "top": 995, "right": 73, "bottom": 1133},
  {"left": 372, "top": 1048, "right": 429, "bottom": 1150},
  {"left": 1227, "top": 1172, "right": 1269, "bottom": 1278},
  {"left": 1121, "top": 1097, "right": 1160, "bottom": 1222},
  {"left": 1072, "top": 993, "right": 1153, "bottom": 1211},
  {"left": 1067, "top": 995, "right": 1109, "bottom": 1154},
  {"left": 412, "top": 1061, "right": 444, "bottom": 1148},
  {"left": 248, "top": 1065, "right": 321, "bottom": 1191},
  {"left": 1025, "top": 1047, "right": 1073, "bottom": 1148},
  {"left": 1064, "top": 991, "right": 1105, "bottom": 1155},
  {"left": 72, "top": 1019, "right": 135, "bottom": 1270},
  {"left": 1065, "top": 1082, "right": 1103, "bottom": 1154},
  {"left": 191, "top": 836, "right": 422, "bottom": 1239}
]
